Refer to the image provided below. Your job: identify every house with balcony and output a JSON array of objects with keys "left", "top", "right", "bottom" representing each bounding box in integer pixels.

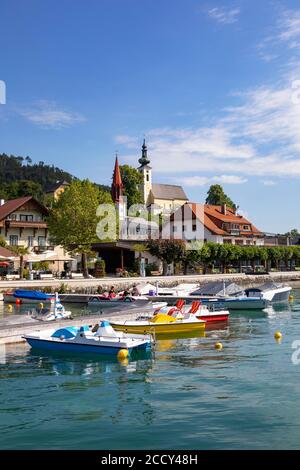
[
  {"left": 0, "top": 196, "right": 75, "bottom": 276},
  {"left": 0, "top": 196, "right": 49, "bottom": 251},
  {"left": 165, "top": 202, "right": 264, "bottom": 246}
]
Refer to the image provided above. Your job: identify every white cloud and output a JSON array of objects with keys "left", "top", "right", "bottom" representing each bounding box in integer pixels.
[
  {"left": 118, "top": 68, "right": 300, "bottom": 180},
  {"left": 18, "top": 100, "right": 86, "bottom": 129},
  {"left": 258, "top": 9, "right": 300, "bottom": 61},
  {"left": 207, "top": 7, "right": 240, "bottom": 24},
  {"left": 179, "top": 175, "right": 247, "bottom": 187},
  {"left": 262, "top": 180, "right": 277, "bottom": 186},
  {"left": 117, "top": 10, "right": 300, "bottom": 183}
]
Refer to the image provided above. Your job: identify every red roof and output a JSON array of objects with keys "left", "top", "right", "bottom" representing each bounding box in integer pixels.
[
  {"left": 174, "top": 202, "right": 263, "bottom": 237},
  {"left": 0, "top": 196, "right": 48, "bottom": 222},
  {"left": 111, "top": 156, "right": 123, "bottom": 203}
]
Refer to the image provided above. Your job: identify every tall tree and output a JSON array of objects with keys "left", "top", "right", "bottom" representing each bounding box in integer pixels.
[
  {"left": 119, "top": 165, "right": 143, "bottom": 208},
  {"left": 47, "top": 180, "right": 113, "bottom": 278},
  {"left": 205, "top": 184, "right": 236, "bottom": 210},
  {"left": 148, "top": 239, "right": 186, "bottom": 275},
  {"left": 10, "top": 246, "right": 30, "bottom": 279}
]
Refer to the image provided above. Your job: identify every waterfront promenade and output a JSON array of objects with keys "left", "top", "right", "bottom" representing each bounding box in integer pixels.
[{"left": 0, "top": 271, "right": 300, "bottom": 292}]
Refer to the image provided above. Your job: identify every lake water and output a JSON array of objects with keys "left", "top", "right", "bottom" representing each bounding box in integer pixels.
[{"left": 1, "top": 291, "right": 300, "bottom": 450}]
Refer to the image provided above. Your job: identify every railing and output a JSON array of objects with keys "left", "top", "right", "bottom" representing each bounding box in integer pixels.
[{"left": 33, "top": 245, "right": 54, "bottom": 253}]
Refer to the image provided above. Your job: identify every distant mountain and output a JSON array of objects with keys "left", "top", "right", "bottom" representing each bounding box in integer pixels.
[{"left": 0, "top": 153, "right": 110, "bottom": 200}]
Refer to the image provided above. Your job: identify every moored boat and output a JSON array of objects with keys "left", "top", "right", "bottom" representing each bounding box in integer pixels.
[
  {"left": 4, "top": 289, "right": 56, "bottom": 305},
  {"left": 88, "top": 294, "right": 166, "bottom": 310},
  {"left": 110, "top": 313, "right": 206, "bottom": 336},
  {"left": 23, "top": 321, "right": 152, "bottom": 355},
  {"left": 154, "top": 299, "right": 230, "bottom": 322},
  {"left": 30, "top": 294, "right": 72, "bottom": 321}
]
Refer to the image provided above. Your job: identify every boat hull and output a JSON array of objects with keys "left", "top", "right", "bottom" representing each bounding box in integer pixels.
[
  {"left": 24, "top": 337, "right": 150, "bottom": 355},
  {"left": 220, "top": 298, "right": 269, "bottom": 310},
  {"left": 3, "top": 294, "right": 55, "bottom": 305},
  {"left": 111, "top": 321, "right": 205, "bottom": 335},
  {"left": 197, "top": 312, "right": 229, "bottom": 322}
]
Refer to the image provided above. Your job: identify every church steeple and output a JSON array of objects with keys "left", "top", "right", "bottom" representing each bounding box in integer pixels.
[
  {"left": 111, "top": 154, "right": 123, "bottom": 203},
  {"left": 138, "top": 138, "right": 150, "bottom": 167}
]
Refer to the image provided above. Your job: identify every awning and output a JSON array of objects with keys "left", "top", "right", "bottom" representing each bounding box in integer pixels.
[
  {"left": 0, "top": 262, "right": 10, "bottom": 267},
  {"left": 25, "top": 250, "right": 75, "bottom": 263}
]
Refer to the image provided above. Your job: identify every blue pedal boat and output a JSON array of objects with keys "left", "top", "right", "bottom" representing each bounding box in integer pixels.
[{"left": 23, "top": 321, "right": 152, "bottom": 355}]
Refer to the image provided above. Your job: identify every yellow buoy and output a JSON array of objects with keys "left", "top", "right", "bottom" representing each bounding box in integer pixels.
[
  {"left": 7, "top": 304, "right": 13, "bottom": 312},
  {"left": 289, "top": 295, "right": 294, "bottom": 302},
  {"left": 215, "top": 342, "right": 223, "bottom": 350},
  {"left": 117, "top": 349, "right": 129, "bottom": 360},
  {"left": 39, "top": 302, "right": 44, "bottom": 309},
  {"left": 274, "top": 331, "right": 282, "bottom": 341}
]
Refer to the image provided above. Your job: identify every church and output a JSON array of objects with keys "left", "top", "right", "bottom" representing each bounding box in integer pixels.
[{"left": 137, "top": 139, "right": 188, "bottom": 214}]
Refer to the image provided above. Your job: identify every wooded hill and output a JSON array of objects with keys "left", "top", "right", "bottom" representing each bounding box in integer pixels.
[{"left": 0, "top": 153, "right": 110, "bottom": 201}]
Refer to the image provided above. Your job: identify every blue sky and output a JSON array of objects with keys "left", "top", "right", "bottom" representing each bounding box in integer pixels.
[{"left": 1, "top": 0, "right": 300, "bottom": 233}]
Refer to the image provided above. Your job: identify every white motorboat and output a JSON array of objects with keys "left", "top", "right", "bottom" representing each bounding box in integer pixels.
[
  {"left": 244, "top": 282, "right": 292, "bottom": 304},
  {"left": 23, "top": 321, "right": 152, "bottom": 355}
]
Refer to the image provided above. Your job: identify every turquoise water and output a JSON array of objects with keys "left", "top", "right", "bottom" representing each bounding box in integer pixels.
[{"left": 1, "top": 291, "right": 300, "bottom": 449}]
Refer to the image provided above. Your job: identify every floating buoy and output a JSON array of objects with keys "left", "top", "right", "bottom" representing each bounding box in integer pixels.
[
  {"left": 289, "top": 294, "right": 294, "bottom": 302},
  {"left": 274, "top": 331, "right": 282, "bottom": 341},
  {"left": 118, "top": 358, "right": 129, "bottom": 367},
  {"left": 7, "top": 304, "right": 13, "bottom": 312},
  {"left": 39, "top": 302, "right": 44, "bottom": 309},
  {"left": 117, "top": 349, "right": 129, "bottom": 360},
  {"left": 215, "top": 342, "right": 223, "bottom": 350},
  {"left": 15, "top": 299, "right": 22, "bottom": 305}
]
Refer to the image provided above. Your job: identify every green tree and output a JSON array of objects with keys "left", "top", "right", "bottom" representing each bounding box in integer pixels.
[
  {"left": 47, "top": 180, "right": 113, "bottom": 278},
  {"left": 0, "top": 235, "right": 7, "bottom": 247},
  {"left": 10, "top": 246, "right": 30, "bottom": 279},
  {"left": 285, "top": 229, "right": 300, "bottom": 237},
  {"left": 205, "top": 184, "right": 236, "bottom": 210},
  {"left": 119, "top": 165, "right": 143, "bottom": 208},
  {"left": 148, "top": 239, "right": 186, "bottom": 275}
]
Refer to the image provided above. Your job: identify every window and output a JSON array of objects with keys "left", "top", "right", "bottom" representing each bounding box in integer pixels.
[
  {"left": 232, "top": 224, "right": 240, "bottom": 230},
  {"left": 173, "top": 226, "right": 177, "bottom": 232},
  {"left": 192, "top": 224, "right": 197, "bottom": 231},
  {"left": 182, "top": 225, "right": 186, "bottom": 232},
  {"left": 8, "top": 214, "right": 17, "bottom": 221},
  {"left": 28, "top": 236, "right": 34, "bottom": 247},
  {"left": 146, "top": 172, "right": 149, "bottom": 182},
  {"left": 243, "top": 225, "right": 250, "bottom": 231},
  {"left": 224, "top": 239, "right": 232, "bottom": 244},
  {"left": 20, "top": 215, "right": 34, "bottom": 222},
  {"left": 9, "top": 235, "right": 18, "bottom": 246},
  {"left": 38, "top": 237, "right": 46, "bottom": 247},
  {"left": 235, "top": 240, "right": 244, "bottom": 245}
]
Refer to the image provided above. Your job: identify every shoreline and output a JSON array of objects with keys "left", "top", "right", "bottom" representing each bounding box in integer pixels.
[{"left": 0, "top": 271, "right": 300, "bottom": 293}]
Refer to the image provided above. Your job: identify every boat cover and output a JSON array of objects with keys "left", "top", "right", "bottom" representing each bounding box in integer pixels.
[
  {"left": 14, "top": 290, "right": 54, "bottom": 300},
  {"left": 190, "top": 281, "right": 243, "bottom": 297}
]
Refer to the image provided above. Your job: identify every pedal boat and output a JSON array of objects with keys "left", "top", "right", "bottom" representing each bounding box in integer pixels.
[
  {"left": 29, "top": 294, "right": 72, "bottom": 321},
  {"left": 110, "top": 313, "right": 205, "bottom": 336},
  {"left": 23, "top": 321, "right": 152, "bottom": 355},
  {"left": 154, "top": 300, "right": 230, "bottom": 323}
]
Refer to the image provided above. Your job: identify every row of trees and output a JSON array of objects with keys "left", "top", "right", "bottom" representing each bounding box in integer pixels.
[{"left": 147, "top": 240, "right": 300, "bottom": 275}]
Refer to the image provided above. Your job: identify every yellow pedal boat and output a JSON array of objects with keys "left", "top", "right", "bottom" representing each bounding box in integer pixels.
[{"left": 110, "top": 313, "right": 206, "bottom": 336}]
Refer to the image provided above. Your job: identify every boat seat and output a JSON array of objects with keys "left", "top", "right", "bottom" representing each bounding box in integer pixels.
[
  {"left": 188, "top": 301, "right": 201, "bottom": 314},
  {"left": 175, "top": 299, "right": 185, "bottom": 310}
]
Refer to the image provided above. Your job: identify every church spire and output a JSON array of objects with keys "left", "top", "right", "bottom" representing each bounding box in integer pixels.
[
  {"left": 138, "top": 138, "right": 150, "bottom": 166},
  {"left": 111, "top": 153, "right": 123, "bottom": 203}
]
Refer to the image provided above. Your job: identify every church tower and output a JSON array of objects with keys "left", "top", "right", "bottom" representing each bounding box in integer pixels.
[
  {"left": 111, "top": 154, "right": 126, "bottom": 221},
  {"left": 138, "top": 139, "right": 152, "bottom": 205}
]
